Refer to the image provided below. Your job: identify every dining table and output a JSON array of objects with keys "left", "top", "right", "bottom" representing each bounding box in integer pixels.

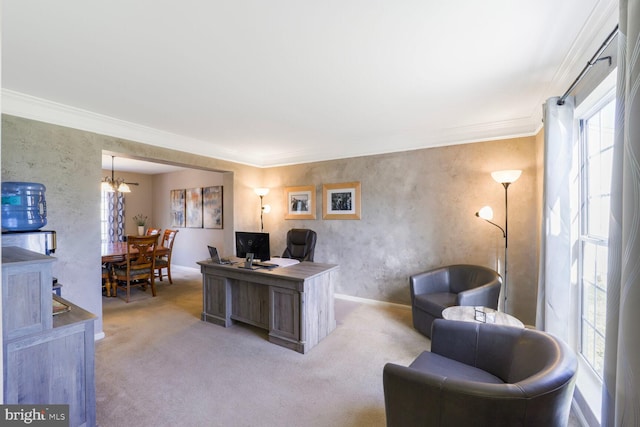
[{"left": 101, "top": 241, "right": 170, "bottom": 297}]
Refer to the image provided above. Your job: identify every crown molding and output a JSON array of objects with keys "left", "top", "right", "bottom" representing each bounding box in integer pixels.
[
  {"left": 2, "top": 89, "right": 540, "bottom": 168},
  {"left": 1, "top": 89, "right": 257, "bottom": 167},
  {"left": 543, "top": 0, "right": 618, "bottom": 100}
]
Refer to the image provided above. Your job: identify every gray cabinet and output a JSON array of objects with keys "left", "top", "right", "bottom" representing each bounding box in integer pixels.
[{"left": 2, "top": 247, "right": 96, "bottom": 427}]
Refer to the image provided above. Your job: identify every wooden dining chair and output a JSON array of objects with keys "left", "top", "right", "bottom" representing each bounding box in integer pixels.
[
  {"left": 146, "top": 227, "right": 161, "bottom": 236},
  {"left": 102, "top": 264, "right": 112, "bottom": 297},
  {"left": 155, "top": 229, "right": 179, "bottom": 284},
  {"left": 112, "top": 234, "right": 159, "bottom": 302}
]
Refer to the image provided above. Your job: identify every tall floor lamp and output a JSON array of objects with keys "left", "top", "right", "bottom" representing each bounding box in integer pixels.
[
  {"left": 475, "top": 169, "right": 521, "bottom": 313},
  {"left": 254, "top": 188, "right": 271, "bottom": 232}
]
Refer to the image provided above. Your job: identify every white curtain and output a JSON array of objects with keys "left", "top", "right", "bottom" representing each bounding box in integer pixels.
[
  {"left": 536, "top": 96, "right": 574, "bottom": 342},
  {"left": 601, "top": 0, "right": 640, "bottom": 425},
  {"left": 107, "top": 192, "right": 125, "bottom": 243}
]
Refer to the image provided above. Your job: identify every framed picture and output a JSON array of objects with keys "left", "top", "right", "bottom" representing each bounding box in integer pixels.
[
  {"left": 322, "top": 181, "right": 361, "bottom": 220},
  {"left": 284, "top": 185, "right": 316, "bottom": 220},
  {"left": 170, "top": 189, "right": 186, "bottom": 227},
  {"left": 186, "top": 187, "right": 203, "bottom": 228},
  {"left": 203, "top": 186, "right": 223, "bottom": 229}
]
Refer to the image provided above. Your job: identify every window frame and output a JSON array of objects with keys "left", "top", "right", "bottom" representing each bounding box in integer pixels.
[{"left": 577, "top": 95, "right": 615, "bottom": 381}]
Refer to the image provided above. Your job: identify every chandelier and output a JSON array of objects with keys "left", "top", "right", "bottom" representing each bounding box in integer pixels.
[{"left": 101, "top": 156, "right": 131, "bottom": 193}]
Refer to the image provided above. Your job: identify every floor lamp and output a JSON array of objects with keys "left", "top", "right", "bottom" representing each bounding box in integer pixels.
[
  {"left": 475, "top": 169, "right": 521, "bottom": 313},
  {"left": 254, "top": 188, "right": 271, "bottom": 232}
]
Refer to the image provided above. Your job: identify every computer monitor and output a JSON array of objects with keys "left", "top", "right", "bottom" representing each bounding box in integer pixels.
[{"left": 235, "top": 231, "right": 270, "bottom": 261}]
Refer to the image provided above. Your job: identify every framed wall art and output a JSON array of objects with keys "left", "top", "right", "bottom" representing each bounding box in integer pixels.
[
  {"left": 203, "top": 185, "right": 223, "bottom": 229},
  {"left": 186, "top": 187, "right": 203, "bottom": 228},
  {"left": 284, "top": 185, "right": 316, "bottom": 220},
  {"left": 322, "top": 181, "right": 361, "bottom": 220},
  {"left": 170, "top": 189, "right": 186, "bottom": 227}
]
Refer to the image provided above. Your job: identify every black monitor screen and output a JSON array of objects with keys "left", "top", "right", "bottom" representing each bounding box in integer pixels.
[{"left": 235, "top": 232, "right": 270, "bottom": 261}]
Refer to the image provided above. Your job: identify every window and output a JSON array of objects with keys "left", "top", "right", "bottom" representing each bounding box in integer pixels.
[
  {"left": 101, "top": 189, "right": 111, "bottom": 243},
  {"left": 101, "top": 189, "right": 125, "bottom": 243},
  {"left": 578, "top": 98, "right": 615, "bottom": 378}
]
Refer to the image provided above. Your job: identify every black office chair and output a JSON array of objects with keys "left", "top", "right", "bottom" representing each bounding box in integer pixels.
[{"left": 282, "top": 228, "right": 317, "bottom": 262}]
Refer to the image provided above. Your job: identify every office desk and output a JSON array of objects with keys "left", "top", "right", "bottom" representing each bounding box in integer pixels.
[{"left": 197, "top": 260, "right": 339, "bottom": 354}]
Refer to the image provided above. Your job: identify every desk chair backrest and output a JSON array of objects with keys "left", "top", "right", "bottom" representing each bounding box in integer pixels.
[{"left": 282, "top": 228, "right": 317, "bottom": 262}]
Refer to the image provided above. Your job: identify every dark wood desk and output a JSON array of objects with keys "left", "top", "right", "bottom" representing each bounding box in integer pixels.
[{"left": 197, "top": 260, "right": 339, "bottom": 354}]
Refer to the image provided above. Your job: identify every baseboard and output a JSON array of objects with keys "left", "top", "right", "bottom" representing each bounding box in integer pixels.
[
  {"left": 174, "top": 265, "right": 410, "bottom": 310},
  {"left": 334, "top": 293, "right": 411, "bottom": 310},
  {"left": 572, "top": 386, "right": 600, "bottom": 427},
  {"left": 94, "top": 331, "right": 106, "bottom": 341}
]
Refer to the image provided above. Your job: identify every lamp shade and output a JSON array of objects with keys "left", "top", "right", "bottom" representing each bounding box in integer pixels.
[
  {"left": 491, "top": 170, "right": 522, "bottom": 184},
  {"left": 255, "top": 188, "right": 270, "bottom": 197},
  {"left": 101, "top": 181, "right": 115, "bottom": 192},
  {"left": 477, "top": 206, "right": 494, "bottom": 220},
  {"left": 117, "top": 182, "right": 131, "bottom": 193}
]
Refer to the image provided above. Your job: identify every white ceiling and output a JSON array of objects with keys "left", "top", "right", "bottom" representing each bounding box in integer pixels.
[{"left": 2, "top": 1, "right": 618, "bottom": 171}]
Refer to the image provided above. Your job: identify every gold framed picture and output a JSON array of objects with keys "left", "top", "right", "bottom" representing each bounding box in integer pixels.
[
  {"left": 322, "top": 181, "right": 361, "bottom": 220},
  {"left": 284, "top": 185, "right": 316, "bottom": 220}
]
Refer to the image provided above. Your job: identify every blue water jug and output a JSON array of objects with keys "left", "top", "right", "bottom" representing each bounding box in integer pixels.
[{"left": 1, "top": 182, "right": 48, "bottom": 231}]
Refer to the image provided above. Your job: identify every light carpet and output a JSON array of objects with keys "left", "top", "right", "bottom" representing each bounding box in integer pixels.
[{"left": 96, "top": 266, "right": 428, "bottom": 427}]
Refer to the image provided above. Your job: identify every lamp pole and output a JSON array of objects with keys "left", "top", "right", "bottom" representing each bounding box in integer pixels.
[
  {"left": 254, "top": 188, "right": 270, "bottom": 232},
  {"left": 259, "top": 195, "right": 265, "bottom": 232},
  {"left": 502, "top": 181, "right": 510, "bottom": 313},
  {"left": 476, "top": 170, "right": 521, "bottom": 314}
]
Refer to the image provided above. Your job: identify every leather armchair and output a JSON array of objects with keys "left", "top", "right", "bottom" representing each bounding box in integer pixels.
[
  {"left": 410, "top": 264, "right": 501, "bottom": 338},
  {"left": 281, "top": 228, "right": 317, "bottom": 262},
  {"left": 383, "top": 320, "right": 578, "bottom": 427}
]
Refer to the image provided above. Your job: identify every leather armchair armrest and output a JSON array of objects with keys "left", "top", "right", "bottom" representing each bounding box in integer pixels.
[
  {"left": 456, "top": 282, "right": 501, "bottom": 307},
  {"left": 383, "top": 363, "right": 445, "bottom": 427},
  {"left": 410, "top": 269, "right": 450, "bottom": 300}
]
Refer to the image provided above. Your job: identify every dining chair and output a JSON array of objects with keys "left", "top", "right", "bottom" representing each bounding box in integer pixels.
[
  {"left": 102, "top": 264, "right": 112, "bottom": 297},
  {"left": 113, "top": 234, "right": 159, "bottom": 302},
  {"left": 146, "top": 227, "right": 161, "bottom": 236},
  {"left": 155, "top": 229, "right": 179, "bottom": 284}
]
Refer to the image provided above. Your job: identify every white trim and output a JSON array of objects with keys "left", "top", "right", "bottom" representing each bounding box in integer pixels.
[
  {"left": 335, "top": 293, "right": 411, "bottom": 311},
  {"left": 571, "top": 400, "right": 590, "bottom": 427},
  {"left": 575, "top": 71, "right": 617, "bottom": 118},
  {"left": 94, "top": 331, "right": 106, "bottom": 341}
]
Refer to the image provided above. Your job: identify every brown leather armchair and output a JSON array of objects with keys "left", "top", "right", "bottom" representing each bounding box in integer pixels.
[
  {"left": 281, "top": 228, "right": 317, "bottom": 262},
  {"left": 383, "top": 320, "right": 578, "bottom": 427},
  {"left": 410, "top": 264, "right": 501, "bottom": 338}
]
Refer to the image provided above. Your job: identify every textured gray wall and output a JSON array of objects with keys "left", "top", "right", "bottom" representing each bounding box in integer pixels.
[
  {"left": 2, "top": 114, "right": 540, "bottom": 336},
  {"left": 262, "top": 137, "right": 539, "bottom": 324},
  {"left": 2, "top": 115, "right": 262, "bottom": 335}
]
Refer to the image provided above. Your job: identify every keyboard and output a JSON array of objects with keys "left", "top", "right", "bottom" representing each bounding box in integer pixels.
[{"left": 253, "top": 261, "right": 278, "bottom": 269}]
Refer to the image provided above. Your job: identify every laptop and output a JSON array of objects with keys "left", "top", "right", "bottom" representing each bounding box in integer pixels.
[{"left": 208, "top": 246, "right": 232, "bottom": 265}]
